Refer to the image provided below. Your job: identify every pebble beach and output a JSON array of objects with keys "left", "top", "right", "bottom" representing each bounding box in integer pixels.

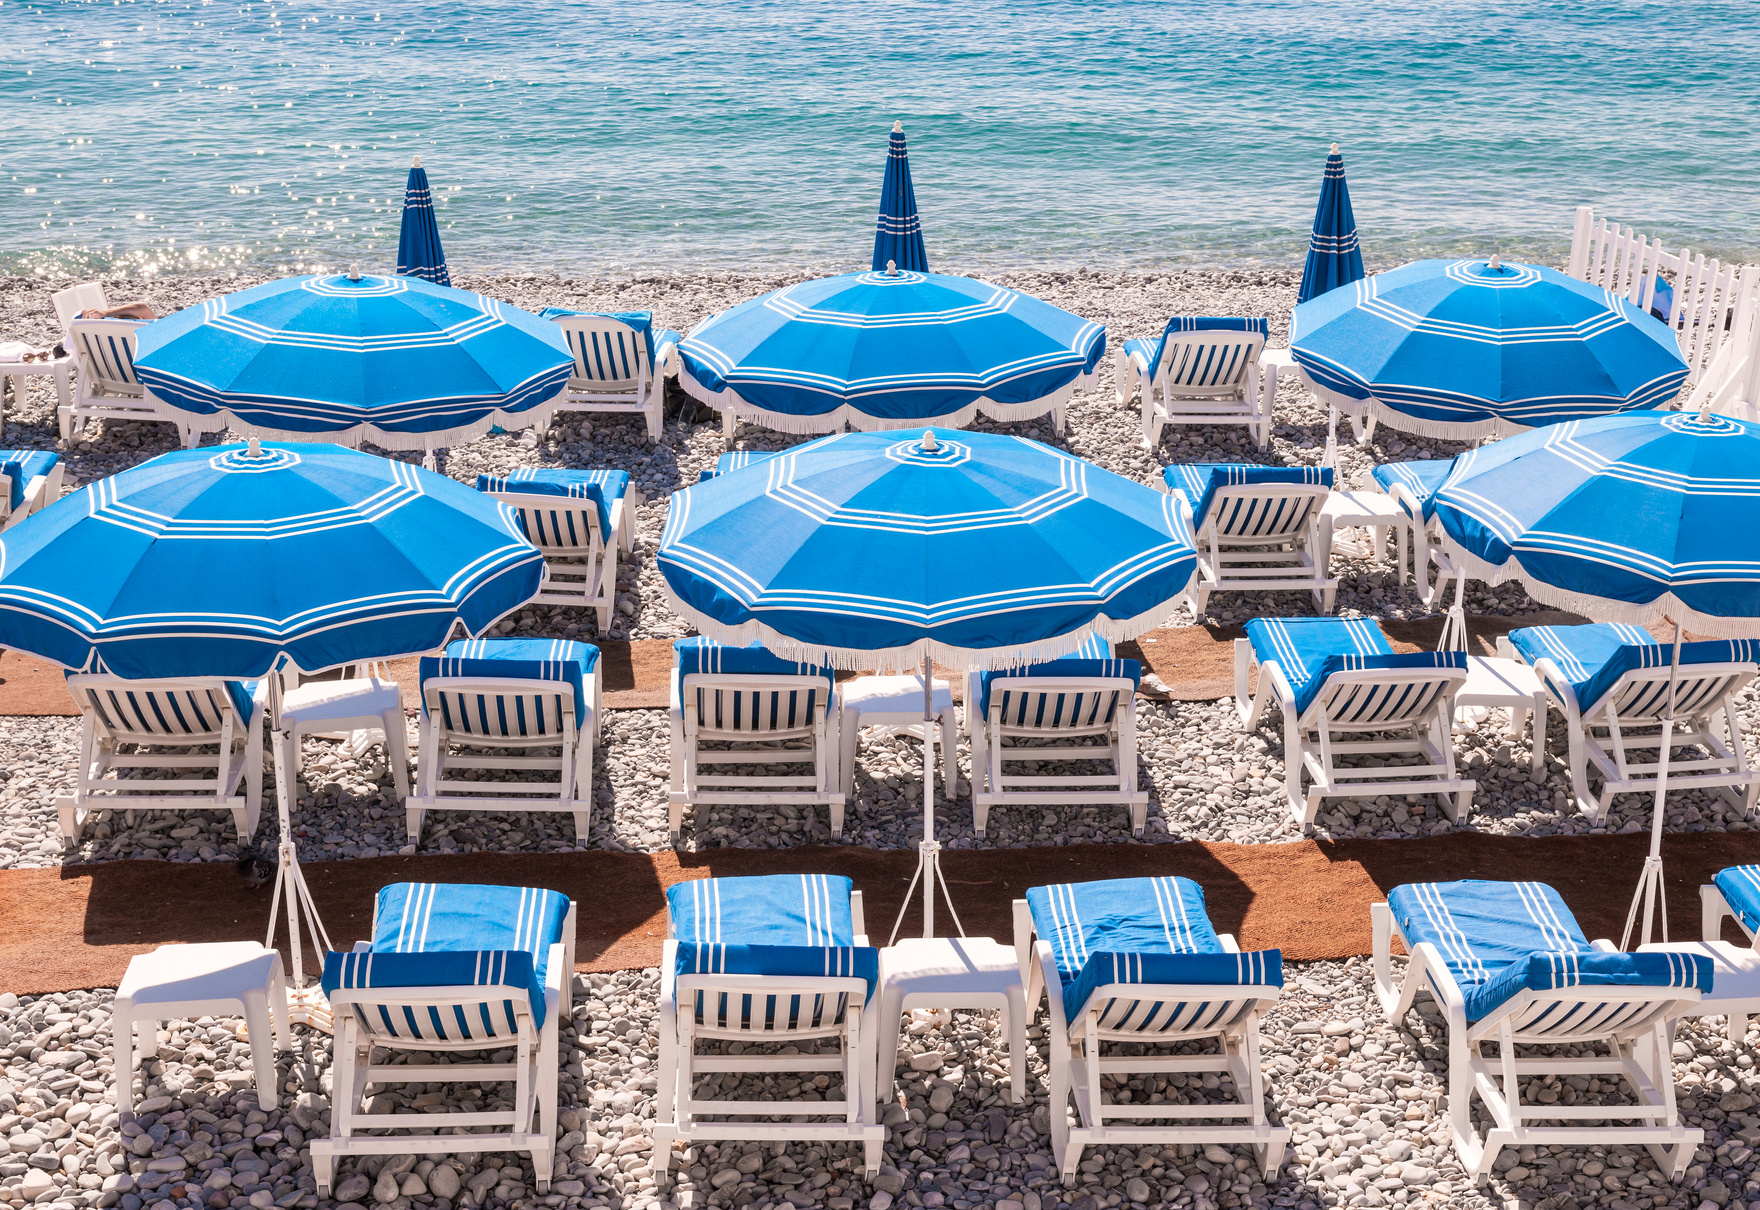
[{"left": 3, "top": 268, "right": 1759, "bottom": 1210}]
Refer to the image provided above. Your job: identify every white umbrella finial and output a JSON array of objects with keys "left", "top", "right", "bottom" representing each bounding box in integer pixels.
[
  {"left": 347, "top": 263, "right": 362, "bottom": 281},
  {"left": 1330, "top": 142, "right": 1340, "bottom": 154},
  {"left": 1489, "top": 253, "right": 1502, "bottom": 272},
  {"left": 887, "top": 259, "right": 898, "bottom": 276},
  {"left": 893, "top": 120, "right": 904, "bottom": 133},
  {"left": 920, "top": 429, "right": 938, "bottom": 452},
  {"left": 247, "top": 436, "right": 262, "bottom": 458},
  {"left": 412, "top": 155, "right": 422, "bottom": 168}
]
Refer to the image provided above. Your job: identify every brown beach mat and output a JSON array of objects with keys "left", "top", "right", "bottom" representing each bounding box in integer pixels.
[{"left": 4, "top": 831, "right": 1759, "bottom": 995}]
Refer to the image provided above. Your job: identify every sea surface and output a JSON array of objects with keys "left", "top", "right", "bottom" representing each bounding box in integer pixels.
[{"left": 3, "top": 0, "right": 1759, "bottom": 278}]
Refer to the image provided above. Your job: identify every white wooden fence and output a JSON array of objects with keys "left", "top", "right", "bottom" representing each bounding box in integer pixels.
[{"left": 1567, "top": 206, "right": 1760, "bottom": 417}]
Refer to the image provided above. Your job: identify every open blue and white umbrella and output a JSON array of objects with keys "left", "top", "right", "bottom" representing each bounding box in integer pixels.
[
  {"left": 1297, "top": 143, "right": 1364, "bottom": 305},
  {"left": 1291, "top": 258, "right": 1690, "bottom": 439},
  {"left": 658, "top": 428, "right": 1192, "bottom": 669},
  {"left": 0, "top": 440, "right": 543, "bottom": 679},
  {"left": 396, "top": 155, "right": 450, "bottom": 286},
  {"left": 1431, "top": 406, "right": 1760, "bottom": 945},
  {"left": 873, "top": 121, "right": 928, "bottom": 274},
  {"left": 678, "top": 272, "right": 1105, "bottom": 434},
  {"left": 135, "top": 270, "right": 572, "bottom": 458}
]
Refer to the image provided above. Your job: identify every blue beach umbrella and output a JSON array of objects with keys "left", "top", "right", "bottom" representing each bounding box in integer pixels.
[
  {"left": 1297, "top": 143, "right": 1364, "bottom": 305},
  {"left": 135, "top": 270, "right": 572, "bottom": 457},
  {"left": 1290, "top": 258, "right": 1690, "bottom": 440},
  {"left": 678, "top": 271, "right": 1105, "bottom": 433},
  {"left": 1430, "top": 406, "right": 1760, "bottom": 945},
  {"left": 0, "top": 440, "right": 543, "bottom": 680},
  {"left": 657, "top": 428, "right": 1194, "bottom": 669},
  {"left": 872, "top": 121, "right": 928, "bottom": 274},
  {"left": 396, "top": 156, "right": 450, "bottom": 287}
]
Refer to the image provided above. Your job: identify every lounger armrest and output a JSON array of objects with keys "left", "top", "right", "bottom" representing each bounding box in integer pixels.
[
  {"left": 1217, "top": 933, "right": 1241, "bottom": 953},
  {"left": 1525, "top": 657, "right": 1583, "bottom": 718},
  {"left": 352, "top": 940, "right": 372, "bottom": 954},
  {"left": 1590, "top": 939, "right": 1619, "bottom": 953},
  {"left": 655, "top": 334, "right": 681, "bottom": 379},
  {"left": 1036, "top": 941, "right": 1069, "bottom": 1038},
  {"left": 545, "top": 939, "right": 567, "bottom": 1022},
  {"left": 1013, "top": 899, "right": 1040, "bottom": 1009},
  {"left": 1703, "top": 882, "right": 1752, "bottom": 945}
]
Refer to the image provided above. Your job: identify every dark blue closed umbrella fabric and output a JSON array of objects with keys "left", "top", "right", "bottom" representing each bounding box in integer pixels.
[
  {"left": 872, "top": 121, "right": 928, "bottom": 274},
  {"left": 396, "top": 157, "right": 450, "bottom": 287},
  {"left": 1297, "top": 144, "right": 1365, "bottom": 304}
]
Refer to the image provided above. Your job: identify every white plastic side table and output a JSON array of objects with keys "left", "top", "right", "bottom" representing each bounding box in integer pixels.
[
  {"left": 115, "top": 942, "right": 292, "bottom": 1112},
  {"left": 840, "top": 674, "right": 957, "bottom": 797},
  {"left": 1639, "top": 940, "right": 1760, "bottom": 1045},
  {"left": 1319, "top": 488, "right": 1411, "bottom": 577},
  {"left": 1455, "top": 649, "right": 1549, "bottom": 783},
  {"left": 0, "top": 357, "right": 73, "bottom": 435},
  {"left": 877, "top": 936, "right": 1026, "bottom": 1107}
]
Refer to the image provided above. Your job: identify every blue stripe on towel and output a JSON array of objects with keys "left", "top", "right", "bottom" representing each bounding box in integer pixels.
[
  {"left": 1244, "top": 616, "right": 1465, "bottom": 717},
  {"left": 667, "top": 874, "right": 856, "bottom": 947},
  {"left": 418, "top": 637, "right": 599, "bottom": 729},
  {"left": 974, "top": 633, "right": 1142, "bottom": 718}
]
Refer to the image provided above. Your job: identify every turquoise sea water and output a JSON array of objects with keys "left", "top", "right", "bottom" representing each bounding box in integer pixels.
[{"left": 4, "top": 0, "right": 1759, "bottom": 278}]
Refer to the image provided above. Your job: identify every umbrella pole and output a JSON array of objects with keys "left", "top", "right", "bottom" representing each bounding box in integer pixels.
[
  {"left": 1439, "top": 557, "right": 1468, "bottom": 654},
  {"left": 1621, "top": 619, "right": 1682, "bottom": 950},
  {"left": 1322, "top": 405, "right": 1339, "bottom": 470},
  {"left": 263, "top": 672, "right": 336, "bottom": 1029},
  {"left": 888, "top": 654, "right": 964, "bottom": 944}
]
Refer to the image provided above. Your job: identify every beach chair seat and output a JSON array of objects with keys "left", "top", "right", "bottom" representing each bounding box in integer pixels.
[
  {"left": 966, "top": 634, "right": 1145, "bottom": 837},
  {"left": 667, "top": 638, "right": 844, "bottom": 840},
  {"left": 1015, "top": 876, "right": 1288, "bottom": 1184},
  {"left": 1159, "top": 463, "right": 1337, "bottom": 614},
  {"left": 1117, "top": 318, "right": 1274, "bottom": 450},
  {"left": 313, "top": 882, "right": 576, "bottom": 1195},
  {"left": 1371, "top": 458, "right": 1459, "bottom": 601},
  {"left": 62, "top": 318, "right": 164, "bottom": 442},
  {"left": 1507, "top": 624, "right": 1760, "bottom": 823},
  {"left": 652, "top": 874, "right": 884, "bottom": 1178},
  {"left": 56, "top": 673, "right": 267, "bottom": 842},
  {"left": 696, "top": 449, "right": 780, "bottom": 483},
  {"left": 544, "top": 308, "right": 682, "bottom": 443},
  {"left": 408, "top": 638, "right": 601, "bottom": 844},
  {"left": 476, "top": 468, "right": 634, "bottom": 631},
  {"left": 1236, "top": 617, "right": 1473, "bottom": 830},
  {"left": 1371, "top": 879, "right": 1710, "bottom": 1181},
  {"left": 0, "top": 449, "right": 62, "bottom": 530}
]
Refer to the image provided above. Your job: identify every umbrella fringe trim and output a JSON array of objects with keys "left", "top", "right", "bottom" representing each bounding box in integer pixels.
[
  {"left": 655, "top": 578, "right": 1176, "bottom": 673},
  {"left": 165, "top": 399, "right": 573, "bottom": 453},
  {"left": 677, "top": 366, "right": 1097, "bottom": 436},
  {"left": 1441, "top": 544, "right": 1760, "bottom": 640},
  {"left": 1354, "top": 396, "right": 1533, "bottom": 442}
]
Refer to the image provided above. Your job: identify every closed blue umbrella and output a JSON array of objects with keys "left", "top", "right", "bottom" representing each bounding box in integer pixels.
[
  {"left": 396, "top": 156, "right": 450, "bottom": 287},
  {"left": 1291, "top": 258, "right": 1690, "bottom": 439},
  {"left": 658, "top": 428, "right": 1193, "bottom": 668},
  {"left": 873, "top": 121, "right": 928, "bottom": 274},
  {"left": 1432, "top": 406, "right": 1760, "bottom": 945},
  {"left": 0, "top": 440, "right": 543, "bottom": 679},
  {"left": 1297, "top": 143, "right": 1365, "bottom": 304},
  {"left": 135, "top": 270, "right": 572, "bottom": 458},
  {"left": 678, "top": 272, "right": 1104, "bottom": 433}
]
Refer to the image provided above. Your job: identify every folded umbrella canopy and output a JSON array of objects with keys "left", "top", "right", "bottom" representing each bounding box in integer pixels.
[
  {"left": 395, "top": 155, "right": 450, "bottom": 286},
  {"left": 678, "top": 271, "right": 1104, "bottom": 434},
  {"left": 1297, "top": 143, "right": 1364, "bottom": 305},
  {"left": 135, "top": 270, "right": 572, "bottom": 458},
  {"left": 1291, "top": 258, "right": 1689, "bottom": 439},
  {"left": 872, "top": 121, "right": 928, "bottom": 274}
]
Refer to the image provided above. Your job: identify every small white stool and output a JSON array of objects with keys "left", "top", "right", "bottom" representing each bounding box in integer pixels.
[
  {"left": 1, "top": 356, "right": 73, "bottom": 434},
  {"left": 840, "top": 674, "right": 957, "bottom": 798},
  {"left": 1455, "top": 649, "right": 1549, "bottom": 783},
  {"left": 278, "top": 673, "right": 412, "bottom": 800},
  {"left": 115, "top": 942, "right": 291, "bottom": 1112},
  {"left": 1320, "top": 488, "right": 1412, "bottom": 577},
  {"left": 877, "top": 936, "right": 1026, "bottom": 1106}
]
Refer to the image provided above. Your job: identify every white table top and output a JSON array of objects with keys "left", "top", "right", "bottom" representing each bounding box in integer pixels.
[
  {"left": 1640, "top": 939, "right": 1760, "bottom": 1010},
  {"left": 1458, "top": 655, "right": 1545, "bottom": 705},
  {"left": 881, "top": 935, "right": 1021, "bottom": 992},
  {"left": 843, "top": 674, "right": 955, "bottom": 715}
]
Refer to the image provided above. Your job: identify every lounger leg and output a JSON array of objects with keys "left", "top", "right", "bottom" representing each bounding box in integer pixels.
[
  {"left": 113, "top": 999, "right": 136, "bottom": 1113},
  {"left": 841, "top": 708, "right": 861, "bottom": 799},
  {"left": 1049, "top": 1034, "right": 1076, "bottom": 1183},
  {"left": 408, "top": 718, "right": 437, "bottom": 842},
  {"left": 574, "top": 716, "right": 595, "bottom": 844},
  {"left": 241, "top": 986, "right": 280, "bottom": 1111},
  {"left": 939, "top": 706, "right": 956, "bottom": 801},
  {"left": 1568, "top": 725, "right": 1596, "bottom": 819}
]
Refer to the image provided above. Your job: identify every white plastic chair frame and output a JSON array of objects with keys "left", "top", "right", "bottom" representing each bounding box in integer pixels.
[
  {"left": 1523, "top": 655, "right": 1760, "bottom": 825},
  {"left": 1234, "top": 639, "right": 1474, "bottom": 831},
  {"left": 0, "top": 457, "right": 64, "bottom": 532},
  {"left": 667, "top": 670, "right": 845, "bottom": 841},
  {"left": 966, "top": 673, "right": 1146, "bottom": 838},
  {"left": 1694, "top": 883, "right": 1760, "bottom": 1043},
  {"left": 1012, "top": 900, "right": 1289, "bottom": 1186},
  {"left": 1119, "top": 330, "right": 1275, "bottom": 451},
  {"left": 486, "top": 486, "right": 633, "bottom": 631},
  {"left": 408, "top": 667, "right": 600, "bottom": 844},
  {"left": 56, "top": 674, "right": 265, "bottom": 842},
  {"left": 652, "top": 892, "right": 883, "bottom": 1179},
  {"left": 312, "top": 900, "right": 577, "bottom": 1197},
  {"left": 1170, "top": 486, "right": 1337, "bottom": 616},
  {"left": 1371, "top": 899, "right": 1702, "bottom": 1183},
  {"left": 62, "top": 318, "right": 162, "bottom": 442},
  {"left": 553, "top": 315, "right": 677, "bottom": 444}
]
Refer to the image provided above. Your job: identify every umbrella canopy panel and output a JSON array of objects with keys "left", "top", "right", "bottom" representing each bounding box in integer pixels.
[
  {"left": 1291, "top": 259, "right": 1690, "bottom": 439},
  {"left": 0, "top": 442, "right": 543, "bottom": 678},
  {"left": 134, "top": 273, "right": 572, "bottom": 450},
  {"left": 658, "top": 428, "right": 1194, "bottom": 671},
  {"left": 678, "top": 272, "right": 1105, "bottom": 434}
]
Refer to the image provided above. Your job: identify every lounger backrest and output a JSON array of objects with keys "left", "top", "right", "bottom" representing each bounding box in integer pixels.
[
  {"left": 674, "top": 942, "right": 878, "bottom": 1035},
  {"left": 489, "top": 490, "right": 604, "bottom": 557},
  {"left": 67, "top": 675, "right": 247, "bottom": 742},
  {"left": 1206, "top": 484, "right": 1328, "bottom": 539},
  {"left": 51, "top": 282, "right": 107, "bottom": 336},
  {"left": 1086, "top": 981, "right": 1272, "bottom": 1037},
  {"left": 422, "top": 677, "right": 577, "bottom": 740},
  {"left": 1314, "top": 666, "right": 1465, "bottom": 729},
  {"left": 1158, "top": 329, "right": 1266, "bottom": 397},
  {"left": 1501, "top": 986, "right": 1693, "bottom": 1042},
  {"left": 67, "top": 319, "right": 144, "bottom": 395},
  {"left": 555, "top": 315, "right": 651, "bottom": 391},
  {"left": 1606, "top": 664, "right": 1755, "bottom": 722},
  {"left": 681, "top": 673, "right": 831, "bottom": 736},
  {"left": 989, "top": 676, "right": 1134, "bottom": 734},
  {"left": 323, "top": 949, "right": 538, "bottom": 1045}
]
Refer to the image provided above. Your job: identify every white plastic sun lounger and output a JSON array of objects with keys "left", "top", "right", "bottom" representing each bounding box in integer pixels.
[
  {"left": 1159, "top": 463, "right": 1337, "bottom": 614},
  {"left": 476, "top": 468, "right": 635, "bottom": 631},
  {"left": 63, "top": 318, "right": 162, "bottom": 442},
  {"left": 547, "top": 309, "right": 683, "bottom": 444},
  {"left": 1117, "top": 318, "right": 1275, "bottom": 450},
  {"left": 0, "top": 449, "right": 62, "bottom": 530}
]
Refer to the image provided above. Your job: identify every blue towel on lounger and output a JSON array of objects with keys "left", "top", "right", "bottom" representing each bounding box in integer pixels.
[
  {"left": 538, "top": 307, "right": 683, "bottom": 369},
  {"left": 71, "top": 673, "right": 267, "bottom": 731},
  {"left": 1370, "top": 459, "right": 1454, "bottom": 523},
  {"left": 973, "top": 633, "right": 1142, "bottom": 718},
  {"left": 698, "top": 450, "right": 782, "bottom": 483},
  {"left": 1123, "top": 317, "right": 1269, "bottom": 381},
  {"left": 1245, "top": 616, "right": 1466, "bottom": 717},
  {"left": 1387, "top": 880, "right": 1711, "bottom": 1020},
  {"left": 1715, "top": 866, "right": 1760, "bottom": 937},
  {"left": 475, "top": 467, "right": 630, "bottom": 537},
  {"left": 667, "top": 874, "right": 856, "bottom": 947},
  {"left": 1162, "top": 463, "right": 1333, "bottom": 528},
  {"left": 418, "top": 638, "right": 599, "bottom": 729},
  {"left": 0, "top": 449, "right": 57, "bottom": 512},
  {"left": 1508, "top": 623, "right": 1760, "bottom": 716}
]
